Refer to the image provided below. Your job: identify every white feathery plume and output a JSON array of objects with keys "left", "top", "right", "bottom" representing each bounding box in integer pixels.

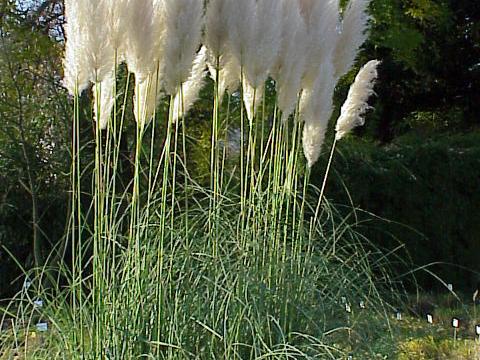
[
  {"left": 162, "top": 0, "right": 204, "bottom": 95},
  {"left": 335, "top": 60, "right": 380, "bottom": 140},
  {"left": 134, "top": 0, "right": 167, "bottom": 125},
  {"left": 105, "top": 0, "right": 130, "bottom": 59},
  {"left": 301, "top": 0, "right": 340, "bottom": 89},
  {"left": 124, "top": 0, "right": 157, "bottom": 79},
  {"left": 205, "top": 0, "right": 229, "bottom": 59},
  {"left": 76, "top": 0, "right": 115, "bottom": 83},
  {"left": 207, "top": 52, "right": 241, "bottom": 103},
  {"left": 62, "top": 0, "right": 93, "bottom": 95},
  {"left": 333, "top": 0, "right": 371, "bottom": 80},
  {"left": 297, "top": 0, "right": 314, "bottom": 18},
  {"left": 171, "top": 47, "right": 208, "bottom": 123},
  {"left": 226, "top": 0, "right": 282, "bottom": 121},
  {"left": 88, "top": 0, "right": 130, "bottom": 129},
  {"left": 151, "top": 0, "right": 168, "bottom": 67},
  {"left": 301, "top": 61, "right": 336, "bottom": 168},
  {"left": 243, "top": 0, "right": 282, "bottom": 89},
  {"left": 134, "top": 73, "right": 162, "bottom": 126},
  {"left": 302, "top": 121, "right": 327, "bottom": 169},
  {"left": 123, "top": 0, "right": 165, "bottom": 124},
  {"left": 273, "top": 0, "right": 308, "bottom": 122},
  {"left": 242, "top": 79, "right": 264, "bottom": 124},
  {"left": 93, "top": 70, "right": 116, "bottom": 130},
  {"left": 297, "top": 0, "right": 339, "bottom": 166},
  {"left": 225, "top": 0, "right": 256, "bottom": 67},
  {"left": 63, "top": 0, "right": 118, "bottom": 113},
  {"left": 219, "top": 55, "right": 241, "bottom": 95},
  {"left": 205, "top": 0, "right": 240, "bottom": 101},
  {"left": 225, "top": 0, "right": 257, "bottom": 117}
]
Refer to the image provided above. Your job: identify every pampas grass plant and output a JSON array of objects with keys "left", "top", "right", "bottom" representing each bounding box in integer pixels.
[{"left": 0, "top": 1, "right": 404, "bottom": 359}]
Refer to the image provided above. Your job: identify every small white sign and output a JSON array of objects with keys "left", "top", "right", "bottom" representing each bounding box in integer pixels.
[
  {"left": 427, "top": 314, "right": 433, "bottom": 324},
  {"left": 475, "top": 325, "right": 480, "bottom": 336},
  {"left": 452, "top": 318, "right": 459, "bottom": 328},
  {"left": 396, "top": 312, "right": 402, "bottom": 321},
  {"left": 359, "top": 301, "right": 365, "bottom": 309},
  {"left": 345, "top": 304, "right": 351, "bottom": 313},
  {"left": 447, "top": 284, "right": 453, "bottom": 292},
  {"left": 23, "top": 279, "right": 32, "bottom": 290},
  {"left": 36, "top": 322, "right": 48, "bottom": 332},
  {"left": 34, "top": 299, "right": 43, "bottom": 308}
]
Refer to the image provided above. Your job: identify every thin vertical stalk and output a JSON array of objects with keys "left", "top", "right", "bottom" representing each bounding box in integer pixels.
[
  {"left": 168, "top": 93, "right": 181, "bottom": 348},
  {"left": 180, "top": 84, "right": 189, "bottom": 241},
  {"left": 239, "top": 68, "right": 246, "bottom": 248},
  {"left": 71, "top": 84, "right": 85, "bottom": 357},
  {"left": 147, "top": 63, "right": 161, "bottom": 220},
  {"left": 313, "top": 138, "right": 337, "bottom": 227},
  {"left": 155, "top": 96, "right": 174, "bottom": 350},
  {"left": 210, "top": 57, "right": 221, "bottom": 258},
  {"left": 92, "top": 78, "right": 106, "bottom": 356}
]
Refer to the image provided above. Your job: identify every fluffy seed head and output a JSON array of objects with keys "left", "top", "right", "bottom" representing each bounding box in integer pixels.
[
  {"left": 207, "top": 52, "right": 241, "bottom": 103},
  {"left": 133, "top": 69, "right": 164, "bottom": 126},
  {"left": 124, "top": 0, "right": 158, "bottom": 78},
  {"left": 225, "top": 0, "right": 256, "bottom": 67},
  {"left": 105, "top": 0, "right": 130, "bottom": 55},
  {"left": 205, "top": 0, "right": 229, "bottom": 59},
  {"left": 243, "top": 78, "right": 264, "bottom": 123},
  {"left": 226, "top": 0, "right": 282, "bottom": 119},
  {"left": 333, "top": 0, "right": 372, "bottom": 80},
  {"left": 274, "top": 0, "right": 308, "bottom": 122},
  {"left": 123, "top": 0, "right": 166, "bottom": 124},
  {"left": 80, "top": 0, "right": 115, "bottom": 82},
  {"left": 301, "top": 61, "right": 336, "bottom": 168},
  {"left": 62, "top": 0, "right": 94, "bottom": 94},
  {"left": 335, "top": 60, "right": 380, "bottom": 140},
  {"left": 93, "top": 70, "right": 116, "bottom": 130},
  {"left": 172, "top": 47, "right": 208, "bottom": 123},
  {"left": 162, "top": 0, "right": 204, "bottom": 94},
  {"left": 297, "top": 0, "right": 314, "bottom": 19},
  {"left": 246, "top": 0, "right": 282, "bottom": 88},
  {"left": 302, "top": 0, "right": 340, "bottom": 89}
]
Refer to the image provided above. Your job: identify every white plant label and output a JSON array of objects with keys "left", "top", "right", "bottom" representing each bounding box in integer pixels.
[
  {"left": 34, "top": 299, "right": 43, "bottom": 308},
  {"left": 23, "top": 279, "right": 32, "bottom": 290},
  {"left": 359, "top": 301, "right": 365, "bottom": 309},
  {"left": 447, "top": 284, "right": 453, "bottom": 292},
  {"left": 452, "top": 318, "right": 459, "bottom": 328},
  {"left": 427, "top": 314, "right": 433, "bottom": 324},
  {"left": 475, "top": 325, "right": 480, "bottom": 336},
  {"left": 396, "top": 312, "right": 402, "bottom": 321},
  {"left": 36, "top": 322, "right": 48, "bottom": 332},
  {"left": 345, "top": 304, "right": 351, "bottom": 313}
]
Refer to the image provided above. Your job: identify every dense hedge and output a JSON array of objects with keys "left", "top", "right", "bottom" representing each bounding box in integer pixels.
[{"left": 313, "top": 131, "right": 480, "bottom": 291}]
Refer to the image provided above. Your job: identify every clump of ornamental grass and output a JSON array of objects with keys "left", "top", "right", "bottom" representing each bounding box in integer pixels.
[
  {"left": 1, "top": 193, "right": 406, "bottom": 359},
  {"left": 0, "top": 0, "right": 402, "bottom": 359}
]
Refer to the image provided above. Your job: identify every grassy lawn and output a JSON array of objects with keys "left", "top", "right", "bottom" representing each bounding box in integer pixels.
[
  {"left": 369, "top": 294, "right": 480, "bottom": 359},
  {"left": 2, "top": 294, "right": 479, "bottom": 359}
]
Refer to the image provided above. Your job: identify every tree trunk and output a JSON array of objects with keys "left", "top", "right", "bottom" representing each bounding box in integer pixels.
[{"left": 20, "top": 142, "right": 42, "bottom": 269}]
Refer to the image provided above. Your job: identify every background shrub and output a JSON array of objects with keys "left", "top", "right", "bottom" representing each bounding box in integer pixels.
[{"left": 313, "top": 132, "right": 480, "bottom": 290}]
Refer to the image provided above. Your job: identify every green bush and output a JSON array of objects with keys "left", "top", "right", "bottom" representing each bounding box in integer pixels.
[{"left": 312, "top": 131, "right": 480, "bottom": 290}]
